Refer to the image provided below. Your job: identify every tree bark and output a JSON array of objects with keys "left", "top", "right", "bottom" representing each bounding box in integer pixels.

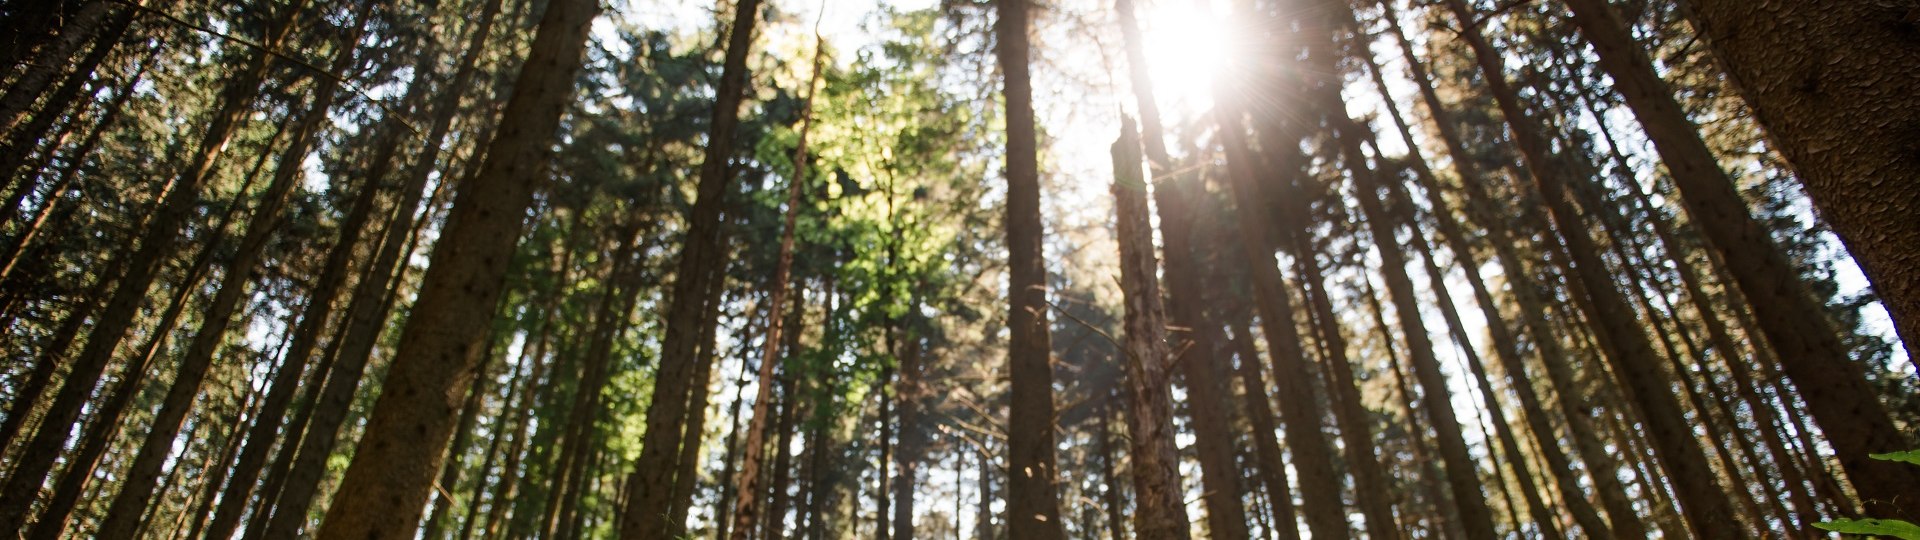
[
  {"left": 992, "top": 0, "right": 1067, "bottom": 537},
  {"left": 1107, "top": 116, "right": 1195, "bottom": 540},
  {"left": 1680, "top": 0, "right": 1920, "bottom": 365},
  {"left": 313, "top": 0, "right": 597, "bottom": 533},
  {"left": 619, "top": 0, "right": 762, "bottom": 534}
]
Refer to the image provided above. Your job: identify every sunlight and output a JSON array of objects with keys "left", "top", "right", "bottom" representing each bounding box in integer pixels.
[{"left": 1137, "top": 0, "right": 1236, "bottom": 123}]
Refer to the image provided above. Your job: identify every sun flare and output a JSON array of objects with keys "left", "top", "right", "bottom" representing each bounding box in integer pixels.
[{"left": 1137, "top": 0, "right": 1238, "bottom": 122}]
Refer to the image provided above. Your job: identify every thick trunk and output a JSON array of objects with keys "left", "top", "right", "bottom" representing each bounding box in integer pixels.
[
  {"left": 619, "top": 0, "right": 761, "bottom": 533},
  {"left": 1574, "top": 0, "right": 1920, "bottom": 519},
  {"left": 1682, "top": 0, "right": 1920, "bottom": 365},
  {"left": 314, "top": 0, "right": 596, "bottom": 533},
  {"left": 993, "top": 1, "right": 1066, "bottom": 537}
]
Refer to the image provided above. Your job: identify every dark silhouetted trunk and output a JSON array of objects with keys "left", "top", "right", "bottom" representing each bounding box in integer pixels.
[{"left": 993, "top": 0, "right": 1067, "bottom": 537}]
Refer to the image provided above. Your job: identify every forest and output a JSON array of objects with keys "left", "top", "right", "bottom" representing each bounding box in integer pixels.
[{"left": 1, "top": 0, "right": 1918, "bottom": 538}]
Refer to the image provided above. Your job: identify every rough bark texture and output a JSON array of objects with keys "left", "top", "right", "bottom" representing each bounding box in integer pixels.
[
  {"left": 313, "top": 0, "right": 597, "bottom": 534},
  {"left": 994, "top": 0, "right": 1067, "bottom": 537},
  {"left": 1108, "top": 117, "right": 1196, "bottom": 540},
  {"left": 1573, "top": 0, "right": 1920, "bottom": 520},
  {"left": 619, "top": 0, "right": 760, "bottom": 534},
  {"left": 1682, "top": 0, "right": 1920, "bottom": 363},
  {"left": 1114, "top": 2, "right": 1250, "bottom": 537}
]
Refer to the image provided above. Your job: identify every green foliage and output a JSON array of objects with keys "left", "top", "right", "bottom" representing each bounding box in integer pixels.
[
  {"left": 1869, "top": 450, "right": 1920, "bottom": 466},
  {"left": 1816, "top": 451, "right": 1920, "bottom": 537},
  {"left": 1813, "top": 519, "right": 1920, "bottom": 539}
]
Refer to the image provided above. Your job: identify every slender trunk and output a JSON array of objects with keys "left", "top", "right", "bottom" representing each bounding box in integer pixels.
[
  {"left": 1112, "top": 2, "right": 1241, "bottom": 537},
  {"left": 769, "top": 368, "right": 801, "bottom": 540},
  {"left": 1205, "top": 17, "right": 1352, "bottom": 540},
  {"left": 1309, "top": 29, "right": 1497, "bottom": 531},
  {"left": 1439, "top": 1, "right": 1742, "bottom": 535},
  {"left": 1104, "top": 116, "right": 1194, "bottom": 540},
  {"left": 1372, "top": 5, "right": 1648, "bottom": 533},
  {"left": 1226, "top": 315, "right": 1304, "bottom": 540},
  {"left": 619, "top": 0, "right": 761, "bottom": 533},
  {"left": 992, "top": 1, "right": 1066, "bottom": 537},
  {"left": 314, "top": 0, "right": 596, "bottom": 533},
  {"left": 550, "top": 226, "right": 647, "bottom": 538},
  {"left": 423, "top": 353, "right": 498, "bottom": 539},
  {"left": 1095, "top": 399, "right": 1129, "bottom": 540},
  {"left": 458, "top": 341, "right": 531, "bottom": 540},
  {"left": 1290, "top": 230, "right": 1398, "bottom": 540},
  {"left": 712, "top": 351, "right": 755, "bottom": 540},
  {"left": 665, "top": 261, "right": 732, "bottom": 538}
]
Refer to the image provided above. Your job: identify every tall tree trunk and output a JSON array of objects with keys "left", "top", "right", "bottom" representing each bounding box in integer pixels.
[
  {"left": 0, "top": 2, "right": 308, "bottom": 530},
  {"left": 992, "top": 0, "right": 1066, "bottom": 537},
  {"left": 620, "top": 0, "right": 762, "bottom": 534},
  {"left": 1113, "top": 2, "right": 1248, "bottom": 537},
  {"left": 666, "top": 259, "right": 732, "bottom": 538},
  {"left": 1107, "top": 117, "right": 1195, "bottom": 540},
  {"left": 1568, "top": 0, "right": 1920, "bottom": 519},
  {"left": 1362, "top": 274, "right": 1457, "bottom": 540},
  {"left": 888, "top": 326, "right": 920, "bottom": 540},
  {"left": 1204, "top": 11, "right": 1352, "bottom": 539},
  {"left": 313, "top": 0, "right": 597, "bottom": 533},
  {"left": 723, "top": 27, "right": 816, "bottom": 537},
  {"left": 770, "top": 363, "right": 801, "bottom": 540},
  {"left": 423, "top": 347, "right": 499, "bottom": 539},
  {"left": 1438, "top": 0, "right": 1741, "bottom": 535},
  {"left": 1226, "top": 311, "right": 1305, "bottom": 540},
  {"left": 1289, "top": 227, "right": 1399, "bottom": 540}
]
